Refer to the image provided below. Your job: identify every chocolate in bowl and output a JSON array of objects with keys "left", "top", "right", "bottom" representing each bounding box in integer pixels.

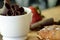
[
  {"left": 0, "top": 7, "right": 30, "bottom": 16},
  {"left": 0, "top": 3, "right": 27, "bottom": 16}
]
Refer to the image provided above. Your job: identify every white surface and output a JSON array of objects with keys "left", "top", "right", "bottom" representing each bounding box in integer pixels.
[{"left": 3, "top": 36, "right": 26, "bottom": 40}]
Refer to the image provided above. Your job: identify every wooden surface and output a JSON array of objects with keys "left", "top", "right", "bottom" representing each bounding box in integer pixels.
[
  {"left": 28, "top": 6, "right": 60, "bottom": 39},
  {"left": 42, "top": 6, "right": 60, "bottom": 22}
]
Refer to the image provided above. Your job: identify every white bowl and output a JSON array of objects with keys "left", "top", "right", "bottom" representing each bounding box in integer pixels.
[{"left": 0, "top": 7, "right": 32, "bottom": 40}]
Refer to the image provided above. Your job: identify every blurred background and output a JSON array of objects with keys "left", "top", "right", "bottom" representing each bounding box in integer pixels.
[{"left": 0, "top": 0, "right": 60, "bottom": 10}]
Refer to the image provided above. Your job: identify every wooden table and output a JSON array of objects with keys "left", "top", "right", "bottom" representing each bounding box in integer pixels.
[
  {"left": 42, "top": 6, "right": 60, "bottom": 22},
  {"left": 28, "top": 6, "right": 60, "bottom": 38}
]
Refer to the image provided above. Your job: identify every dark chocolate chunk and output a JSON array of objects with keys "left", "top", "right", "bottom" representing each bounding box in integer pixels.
[
  {"left": 7, "top": 10, "right": 13, "bottom": 16},
  {"left": 5, "top": 3, "right": 11, "bottom": 9},
  {"left": 30, "top": 18, "right": 54, "bottom": 31},
  {"left": 11, "top": 5, "right": 15, "bottom": 10},
  {"left": 18, "top": 7, "right": 24, "bottom": 13}
]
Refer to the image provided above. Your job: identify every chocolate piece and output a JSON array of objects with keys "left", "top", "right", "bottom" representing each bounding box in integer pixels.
[
  {"left": 18, "top": 7, "right": 24, "bottom": 13},
  {"left": 15, "top": 11, "right": 20, "bottom": 15},
  {"left": 5, "top": 3, "right": 11, "bottom": 9},
  {"left": 12, "top": 4, "right": 19, "bottom": 10},
  {"left": 11, "top": 5, "right": 15, "bottom": 10},
  {"left": 7, "top": 10, "right": 13, "bottom": 16},
  {"left": 30, "top": 26, "right": 44, "bottom": 31},
  {"left": 30, "top": 18, "right": 54, "bottom": 31}
]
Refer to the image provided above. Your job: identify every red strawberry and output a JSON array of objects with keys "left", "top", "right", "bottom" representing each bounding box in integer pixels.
[{"left": 29, "top": 6, "right": 42, "bottom": 24}]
